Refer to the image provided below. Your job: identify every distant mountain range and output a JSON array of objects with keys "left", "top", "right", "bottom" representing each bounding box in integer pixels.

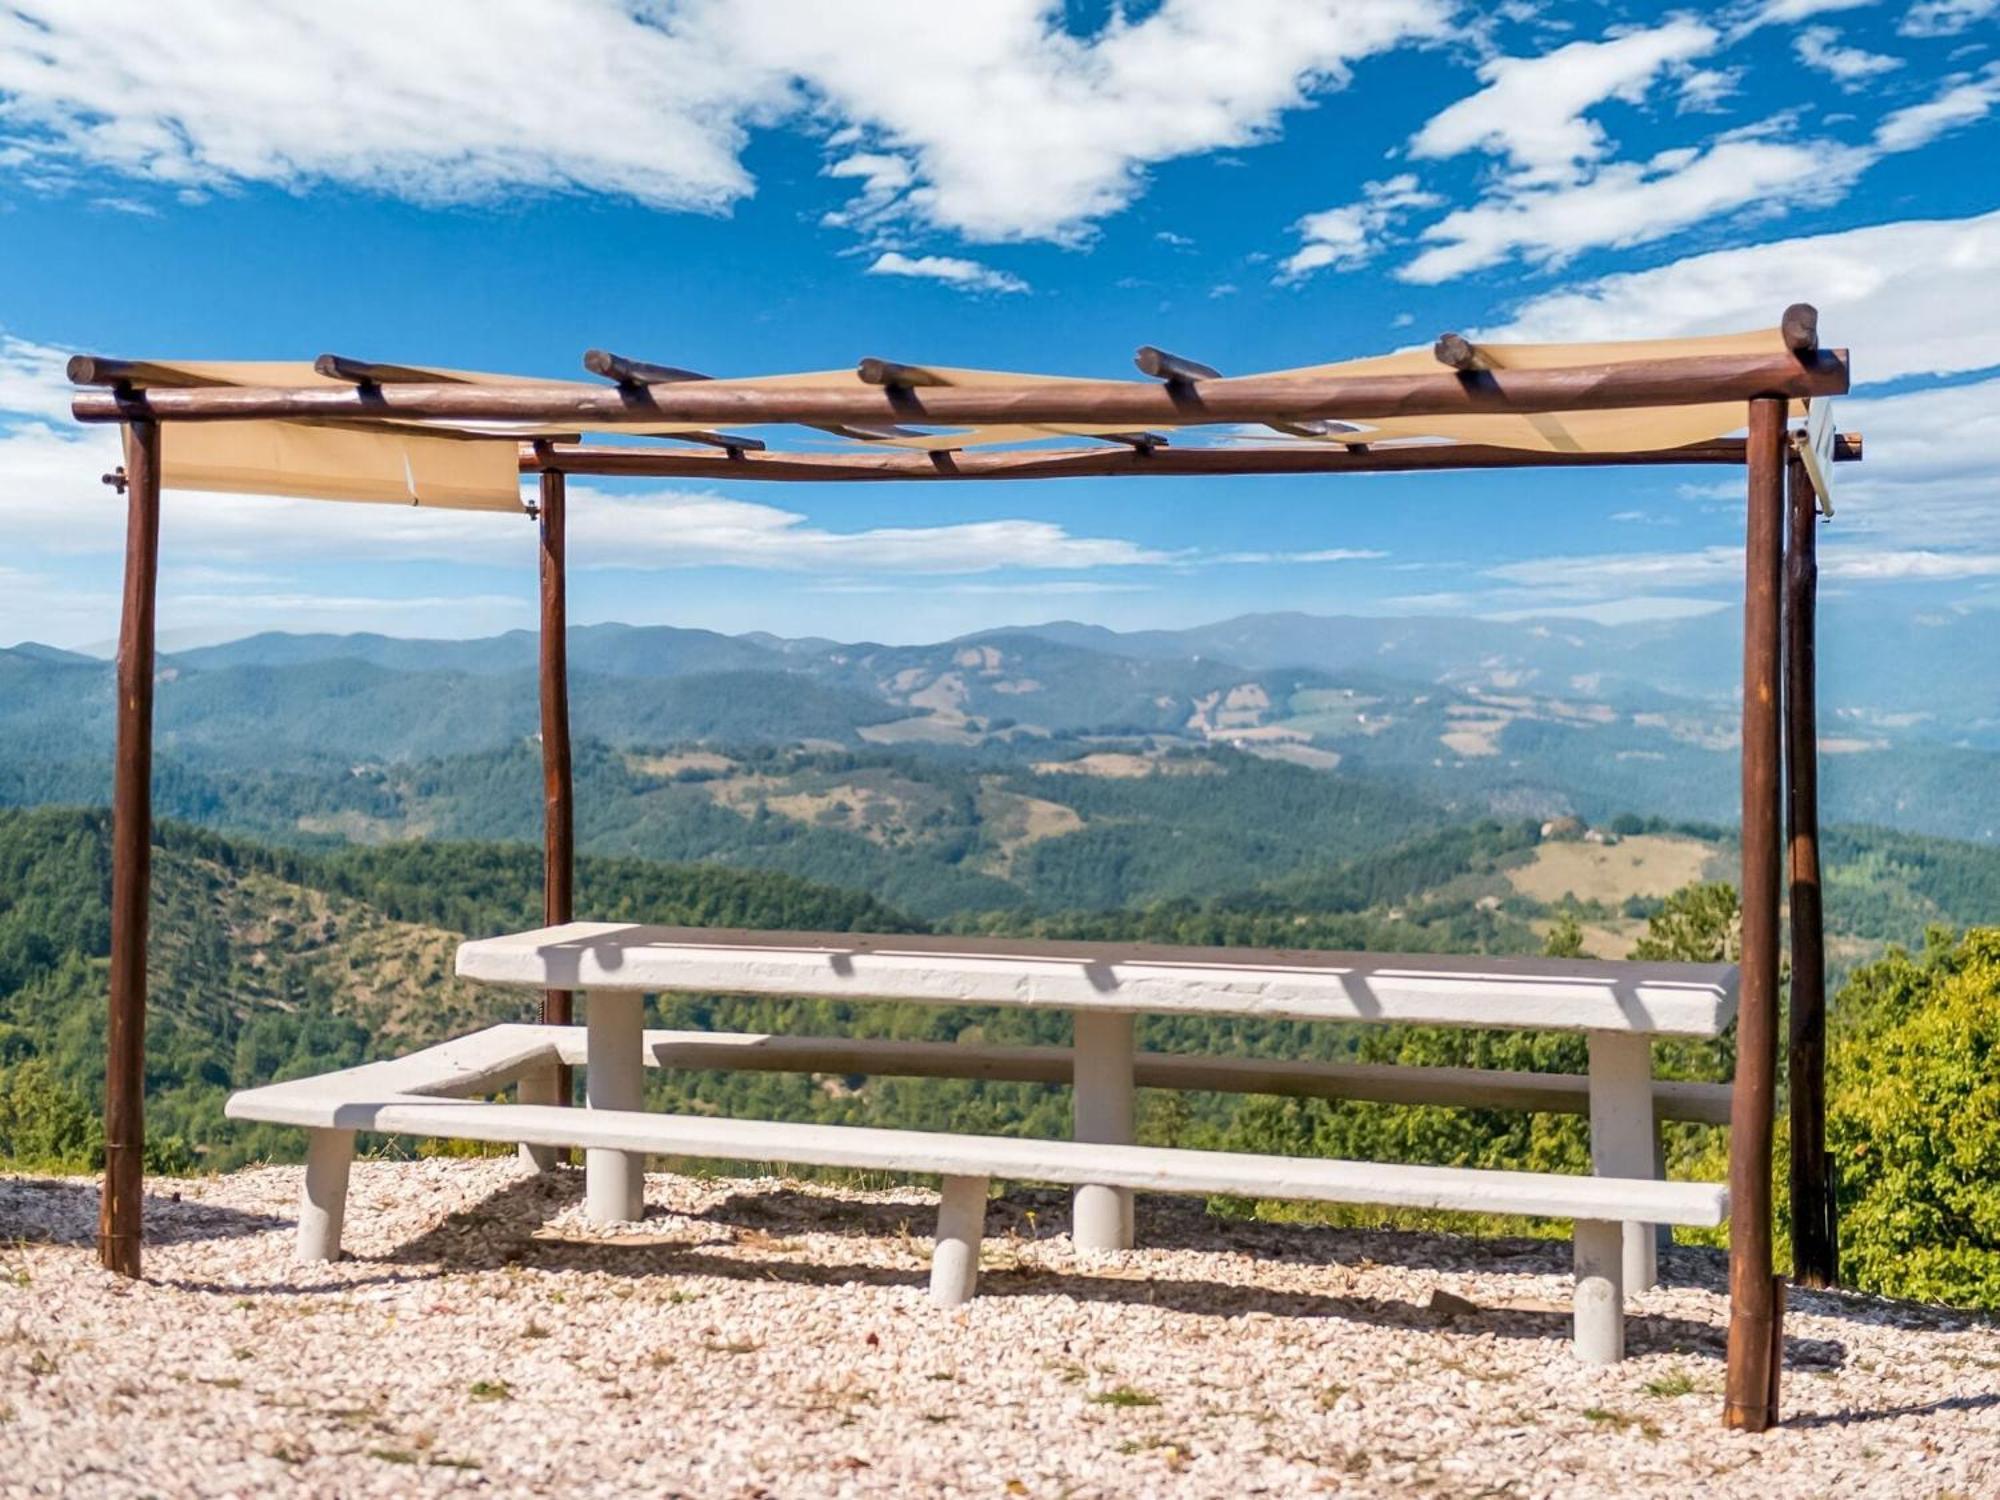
[{"left": 4, "top": 606, "right": 1996, "bottom": 842}]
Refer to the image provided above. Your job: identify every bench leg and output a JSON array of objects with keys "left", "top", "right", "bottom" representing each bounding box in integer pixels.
[
  {"left": 1587, "top": 1030, "right": 1658, "bottom": 1293},
  {"left": 1573, "top": 1218, "right": 1625, "bottom": 1364},
  {"left": 517, "top": 1060, "right": 563, "bottom": 1173},
  {"left": 1072, "top": 1011, "right": 1135, "bottom": 1251},
  {"left": 585, "top": 991, "right": 646, "bottom": 1224},
  {"left": 930, "top": 1173, "right": 988, "bottom": 1306},
  {"left": 299, "top": 1128, "right": 355, "bottom": 1263}
]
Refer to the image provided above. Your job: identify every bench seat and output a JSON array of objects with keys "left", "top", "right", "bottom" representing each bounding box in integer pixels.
[{"left": 227, "top": 1025, "right": 1727, "bottom": 1364}]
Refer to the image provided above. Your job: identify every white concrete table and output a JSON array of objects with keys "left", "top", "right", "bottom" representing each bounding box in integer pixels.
[{"left": 456, "top": 922, "right": 1738, "bottom": 1285}]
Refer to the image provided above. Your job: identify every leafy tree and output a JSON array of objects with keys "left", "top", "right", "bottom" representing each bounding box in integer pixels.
[
  {"left": 1827, "top": 927, "right": 2000, "bottom": 1305},
  {"left": 1630, "top": 881, "right": 1739, "bottom": 962},
  {"left": 1543, "top": 911, "right": 1584, "bottom": 958}
]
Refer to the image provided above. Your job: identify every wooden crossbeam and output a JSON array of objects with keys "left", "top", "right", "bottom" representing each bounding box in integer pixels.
[
  {"left": 1134, "top": 345, "right": 1219, "bottom": 384},
  {"left": 71, "top": 348, "right": 1855, "bottom": 429},
  {"left": 67, "top": 356, "right": 218, "bottom": 389},
  {"left": 583, "top": 348, "right": 921, "bottom": 442},
  {"left": 314, "top": 354, "right": 469, "bottom": 386},
  {"left": 857, "top": 357, "right": 947, "bottom": 388},
  {"left": 523, "top": 434, "right": 1862, "bottom": 481}
]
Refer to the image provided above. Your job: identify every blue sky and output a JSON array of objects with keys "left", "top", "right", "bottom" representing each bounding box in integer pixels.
[{"left": 1, "top": 0, "right": 1997, "bottom": 650}]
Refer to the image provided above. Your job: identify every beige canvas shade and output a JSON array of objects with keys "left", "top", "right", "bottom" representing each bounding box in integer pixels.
[{"left": 123, "top": 330, "right": 1809, "bottom": 509}]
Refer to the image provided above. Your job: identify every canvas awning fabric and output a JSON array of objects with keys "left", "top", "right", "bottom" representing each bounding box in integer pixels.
[{"left": 123, "top": 329, "right": 1807, "bottom": 512}]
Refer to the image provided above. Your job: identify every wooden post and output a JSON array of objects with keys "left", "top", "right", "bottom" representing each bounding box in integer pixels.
[
  {"left": 538, "top": 468, "right": 575, "bottom": 1106},
  {"left": 1724, "top": 396, "right": 1787, "bottom": 1431},
  {"left": 1785, "top": 446, "right": 1836, "bottom": 1288},
  {"left": 100, "top": 420, "right": 161, "bottom": 1278}
]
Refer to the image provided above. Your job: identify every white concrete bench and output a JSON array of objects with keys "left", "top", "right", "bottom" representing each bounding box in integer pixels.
[
  {"left": 225, "top": 1024, "right": 1727, "bottom": 1364},
  {"left": 454, "top": 925, "right": 1737, "bottom": 1292}
]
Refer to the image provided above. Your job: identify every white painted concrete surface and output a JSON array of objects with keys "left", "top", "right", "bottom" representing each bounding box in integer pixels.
[
  {"left": 298, "top": 1128, "right": 354, "bottom": 1262},
  {"left": 585, "top": 993, "right": 645, "bottom": 1224},
  {"left": 1572, "top": 1219, "right": 1626, "bottom": 1365},
  {"left": 930, "top": 1174, "right": 988, "bottom": 1305},
  {"left": 1587, "top": 1030, "right": 1660, "bottom": 1293},
  {"left": 1072, "top": 1011, "right": 1136, "bottom": 1251},
  {"left": 456, "top": 924, "right": 1739, "bottom": 1036},
  {"left": 516, "top": 1062, "right": 563, "bottom": 1173}
]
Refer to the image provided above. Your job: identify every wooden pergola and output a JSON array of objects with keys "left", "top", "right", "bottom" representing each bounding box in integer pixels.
[{"left": 69, "top": 310, "right": 1855, "bottom": 1431}]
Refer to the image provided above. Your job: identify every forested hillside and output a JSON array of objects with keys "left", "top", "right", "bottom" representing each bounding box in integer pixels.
[
  {"left": 7, "top": 615, "right": 1999, "bottom": 842},
  {"left": 3, "top": 801, "right": 1995, "bottom": 1305}
]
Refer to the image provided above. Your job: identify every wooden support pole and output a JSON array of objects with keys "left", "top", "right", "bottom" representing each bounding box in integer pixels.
[
  {"left": 538, "top": 468, "right": 575, "bottom": 1106},
  {"left": 1786, "top": 445, "right": 1836, "bottom": 1289},
  {"left": 100, "top": 419, "right": 160, "bottom": 1279},
  {"left": 1724, "top": 395, "right": 1787, "bottom": 1432}
]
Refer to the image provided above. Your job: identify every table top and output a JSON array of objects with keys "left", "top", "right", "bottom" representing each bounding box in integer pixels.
[{"left": 456, "top": 923, "right": 1738, "bottom": 1036}]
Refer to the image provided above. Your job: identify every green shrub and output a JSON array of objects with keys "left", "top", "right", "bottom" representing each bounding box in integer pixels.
[{"left": 1828, "top": 927, "right": 2000, "bottom": 1306}]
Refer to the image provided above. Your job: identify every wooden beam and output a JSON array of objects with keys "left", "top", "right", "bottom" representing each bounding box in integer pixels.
[
  {"left": 314, "top": 354, "right": 468, "bottom": 386},
  {"left": 582, "top": 348, "right": 920, "bottom": 442},
  {"left": 1434, "top": 333, "right": 1483, "bottom": 371},
  {"left": 72, "top": 348, "right": 1854, "bottom": 429},
  {"left": 1785, "top": 444, "right": 1836, "bottom": 1289},
  {"left": 67, "top": 356, "right": 215, "bottom": 389},
  {"left": 1781, "top": 304, "right": 1819, "bottom": 357},
  {"left": 655, "top": 429, "right": 768, "bottom": 454},
  {"left": 1133, "top": 345, "right": 1220, "bottom": 384},
  {"left": 1135, "top": 346, "right": 1340, "bottom": 440},
  {"left": 524, "top": 434, "right": 1862, "bottom": 482},
  {"left": 582, "top": 349, "right": 708, "bottom": 386},
  {"left": 1724, "top": 394, "right": 1788, "bottom": 1434},
  {"left": 101, "top": 419, "right": 160, "bottom": 1279},
  {"left": 857, "top": 358, "right": 946, "bottom": 388},
  {"left": 538, "top": 468, "right": 575, "bottom": 1110}
]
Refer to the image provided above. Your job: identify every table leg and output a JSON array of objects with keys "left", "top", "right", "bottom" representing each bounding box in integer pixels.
[
  {"left": 1072, "top": 1010, "right": 1135, "bottom": 1251},
  {"left": 517, "top": 1058, "right": 562, "bottom": 1173},
  {"left": 1573, "top": 1218, "right": 1626, "bottom": 1364},
  {"left": 1587, "top": 1030, "right": 1658, "bottom": 1292},
  {"left": 585, "top": 991, "right": 646, "bottom": 1224},
  {"left": 298, "top": 1127, "right": 354, "bottom": 1263}
]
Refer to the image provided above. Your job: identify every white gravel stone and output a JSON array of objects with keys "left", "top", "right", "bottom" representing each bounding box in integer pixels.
[{"left": 1, "top": 1158, "right": 1995, "bottom": 1498}]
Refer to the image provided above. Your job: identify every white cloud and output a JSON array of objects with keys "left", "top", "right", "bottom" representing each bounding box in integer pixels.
[
  {"left": 864, "top": 252, "right": 1029, "bottom": 294},
  {"left": 1735, "top": 0, "right": 1879, "bottom": 32},
  {"left": 1677, "top": 67, "right": 1745, "bottom": 113},
  {"left": 1487, "top": 541, "right": 2000, "bottom": 592},
  {"left": 0, "top": 0, "right": 1452, "bottom": 246},
  {"left": 1872, "top": 62, "right": 2000, "bottom": 151},
  {"left": 1403, "top": 133, "right": 1859, "bottom": 283},
  {"left": 1277, "top": 175, "right": 1441, "bottom": 282},
  {"left": 1393, "top": 26, "right": 2000, "bottom": 283},
  {"left": 1794, "top": 26, "right": 1904, "bottom": 85},
  {"left": 565, "top": 492, "right": 1168, "bottom": 572},
  {"left": 1899, "top": 0, "right": 1998, "bottom": 36},
  {"left": 0, "top": 2, "right": 763, "bottom": 211},
  {"left": 1409, "top": 19, "right": 1719, "bottom": 183},
  {"left": 1483, "top": 596, "right": 1732, "bottom": 624},
  {"left": 730, "top": 0, "right": 1452, "bottom": 243},
  {"left": 1462, "top": 373, "right": 2000, "bottom": 603},
  {"left": 1827, "top": 375, "right": 2000, "bottom": 549},
  {"left": 1483, "top": 207, "right": 2000, "bottom": 384},
  {"left": 1209, "top": 548, "right": 1388, "bottom": 564}
]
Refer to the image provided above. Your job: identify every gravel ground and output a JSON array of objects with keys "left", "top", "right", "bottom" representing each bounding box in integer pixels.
[{"left": 2, "top": 1158, "right": 1995, "bottom": 1498}]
